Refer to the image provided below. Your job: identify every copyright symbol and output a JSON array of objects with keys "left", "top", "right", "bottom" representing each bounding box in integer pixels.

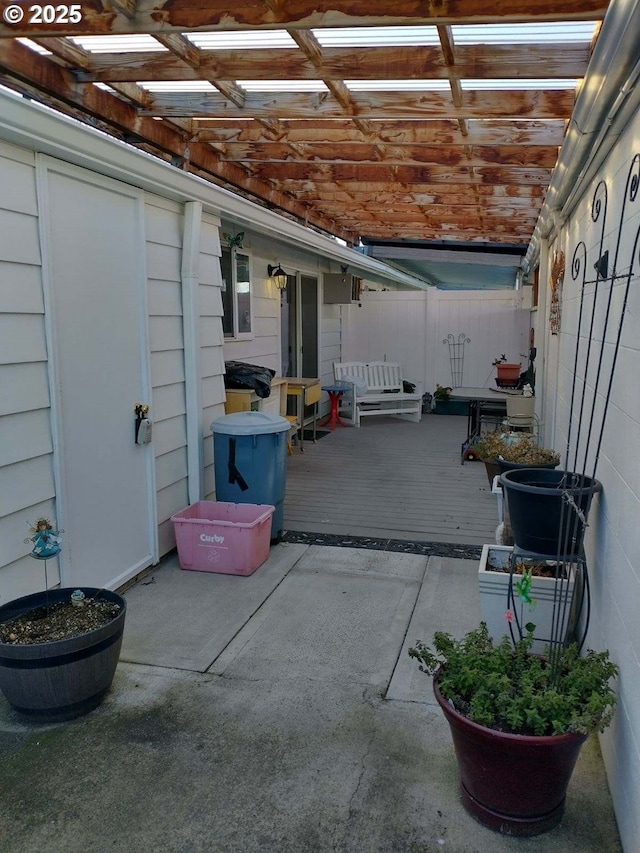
[{"left": 3, "top": 5, "right": 24, "bottom": 22}]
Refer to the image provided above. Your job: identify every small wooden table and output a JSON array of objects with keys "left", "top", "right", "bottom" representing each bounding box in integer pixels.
[{"left": 286, "top": 377, "right": 321, "bottom": 451}]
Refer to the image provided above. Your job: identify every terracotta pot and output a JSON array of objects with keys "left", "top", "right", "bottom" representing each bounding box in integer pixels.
[
  {"left": 434, "top": 674, "right": 587, "bottom": 836},
  {"left": 0, "top": 587, "right": 126, "bottom": 722},
  {"left": 495, "top": 363, "right": 521, "bottom": 387}
]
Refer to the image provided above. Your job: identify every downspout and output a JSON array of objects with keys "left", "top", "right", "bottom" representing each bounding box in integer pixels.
[
  {"left": 181, "top": 201, "right": 203, "bottom": 504},
  {"left": 525, "top": 0, "right": 640, "bottom": 270}
]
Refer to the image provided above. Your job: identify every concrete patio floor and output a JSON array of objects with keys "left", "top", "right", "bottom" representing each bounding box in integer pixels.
[{"left": 0, "top": 545, "right": 622, "bottom": 853}]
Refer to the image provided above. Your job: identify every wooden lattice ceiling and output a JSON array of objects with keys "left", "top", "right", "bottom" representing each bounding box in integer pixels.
[{"left": 0, "top": 1, "right": 609, "bottom": 248}]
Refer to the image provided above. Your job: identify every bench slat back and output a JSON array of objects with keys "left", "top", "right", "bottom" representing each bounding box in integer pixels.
[{"left": 334, "top": 361, "right": 403, "bottom": 392}]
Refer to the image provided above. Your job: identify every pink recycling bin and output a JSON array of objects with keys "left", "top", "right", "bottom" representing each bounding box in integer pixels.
[{"left": 171, "top": 500, "right": 275, "bottom": 575}]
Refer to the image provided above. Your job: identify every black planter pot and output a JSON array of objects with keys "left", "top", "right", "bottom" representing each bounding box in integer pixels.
[
  {"left": 499, "top": 468, "right": 602, "bottom": 557},
  {"left": 434, "top": 675, "right": 587, "bottom": 836},
  {"left": 0, "top": 587, "right": 126, "bottom": 722}
]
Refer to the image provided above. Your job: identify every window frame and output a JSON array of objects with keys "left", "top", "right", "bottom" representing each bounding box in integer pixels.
[{"left": 220, "top": 246, "right": 254, "bottom": 341}]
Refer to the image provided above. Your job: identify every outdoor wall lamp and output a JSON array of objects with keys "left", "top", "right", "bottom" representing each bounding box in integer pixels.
[{"left": 268, "top": 264, "right": 288, "bottom": 290}]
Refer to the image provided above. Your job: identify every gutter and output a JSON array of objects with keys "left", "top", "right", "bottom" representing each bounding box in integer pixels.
[{"left": 525, "top": 0, "right": 640, "bottom": 270}]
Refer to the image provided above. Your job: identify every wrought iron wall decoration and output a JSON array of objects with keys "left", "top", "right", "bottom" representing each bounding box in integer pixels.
[
  {"left": 505, "top": 153, "right": 639, "bottom": 673},
  {"left": 442, "top": 333, "right": 470, "bottom": 387},
  {"left": 524, "top": 154, "right": 640, "bottom": 663},
  {"left": 566, "top": 153, "right": 639, "bottom": 482}
]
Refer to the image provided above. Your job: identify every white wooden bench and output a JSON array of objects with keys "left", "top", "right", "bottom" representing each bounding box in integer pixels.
[{"left": 333, "top": 361, "right": 422, "bottom": 427}]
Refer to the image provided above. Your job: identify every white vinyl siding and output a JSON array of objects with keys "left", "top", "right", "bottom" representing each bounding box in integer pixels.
[{"left": 0, "top": 140, "right": 60, "bottom": 596}]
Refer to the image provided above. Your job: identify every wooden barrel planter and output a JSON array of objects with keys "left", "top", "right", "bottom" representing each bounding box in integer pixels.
[{"left": 0, "top": 587, "right": 126, "bottom": 722}]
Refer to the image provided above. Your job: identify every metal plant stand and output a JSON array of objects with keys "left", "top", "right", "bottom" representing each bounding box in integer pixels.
[{"left": 442, "top": 333, "right": 470, "bottom": 387}]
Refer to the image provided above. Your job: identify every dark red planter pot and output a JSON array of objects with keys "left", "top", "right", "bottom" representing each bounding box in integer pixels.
[
  {"left": 0, "top": 587, "right": 126, "bottom": 722},
  {"left": 434, "top": 676, "right": 587, "bottom": 836}
]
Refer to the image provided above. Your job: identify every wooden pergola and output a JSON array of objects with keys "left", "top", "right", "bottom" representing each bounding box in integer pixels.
[{"left": 0, "top": 1, "right": 609, "bottom": 248}]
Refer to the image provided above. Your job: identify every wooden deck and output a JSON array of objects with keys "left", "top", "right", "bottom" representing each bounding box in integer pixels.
[{"left": 284, "top": 413, "right": 499, "bottom": 546}]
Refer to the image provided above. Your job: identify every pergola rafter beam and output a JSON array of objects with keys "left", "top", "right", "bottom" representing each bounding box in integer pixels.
[
  {"left": 0, "top": 0, "right": 608, "bottom": 38},
  {"left": 0, "top": 38, "right": 357, "bottom": 242}
]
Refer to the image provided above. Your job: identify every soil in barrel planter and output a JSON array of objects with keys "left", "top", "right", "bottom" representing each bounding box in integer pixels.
[{"left": 0, "top": 598, "right": 122, "bottom": 645}]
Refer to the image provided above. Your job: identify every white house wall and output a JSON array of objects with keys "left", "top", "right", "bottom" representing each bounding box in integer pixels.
[
  {"left": 0, "top": 140, "right": 60, "bottom": 600},
  {"left": 539, "top": 108, "right": 640, "bottom": 852}
]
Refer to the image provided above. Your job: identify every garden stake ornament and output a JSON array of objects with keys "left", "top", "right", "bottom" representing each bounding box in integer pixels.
[{"left": 24, "top": 518, "right": 63, "bottom": 606}]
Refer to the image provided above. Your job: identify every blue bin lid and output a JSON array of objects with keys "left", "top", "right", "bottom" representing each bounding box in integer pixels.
[{"left": 211, "top": 411, "right": 291, "bottom": 435}]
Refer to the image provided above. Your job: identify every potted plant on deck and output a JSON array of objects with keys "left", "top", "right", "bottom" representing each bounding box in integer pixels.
[
  {"left": 466, "top": 432, "right": 560, "bottom": 485},
  {"left": 409, "top": 624, "right": 618, "bottom": 836},
  {"left": 493, "top": 354, "right": 521, "bottom": 388},
  {"left": 433, "top": 384, "right": 468, "bottom": 416},
  {"left": 0, "top": 519, "right": 127, "bottom": 722}
]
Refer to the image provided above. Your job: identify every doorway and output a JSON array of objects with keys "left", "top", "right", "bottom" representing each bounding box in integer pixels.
[{"left": 280, "top": 272, "right": 319, "bottom": 379}]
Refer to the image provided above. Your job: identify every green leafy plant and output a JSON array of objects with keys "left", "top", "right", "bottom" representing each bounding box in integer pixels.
[
  {"left": 433, "top": 384, "right": 453, "bottom": 402},
  {"left": 471, "top": 432, "right": 560, "bottom": 465},
  {"left": 408, "top": 623, "right": 618, "bottom": 737}
]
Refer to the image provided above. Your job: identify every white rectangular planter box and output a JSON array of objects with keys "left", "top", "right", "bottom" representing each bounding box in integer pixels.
[{"left": 478, "top": 544, "right": 576, "bottom": 655}]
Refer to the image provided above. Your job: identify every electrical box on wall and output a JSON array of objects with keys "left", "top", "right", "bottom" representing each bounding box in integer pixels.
[{"left": 323, "top": 273, "right": 362, "bottom": 304}]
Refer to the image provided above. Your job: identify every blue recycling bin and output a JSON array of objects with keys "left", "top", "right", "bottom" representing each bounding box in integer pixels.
[{"left": 211, "top": 411, "right": 291, "bottom": 541}]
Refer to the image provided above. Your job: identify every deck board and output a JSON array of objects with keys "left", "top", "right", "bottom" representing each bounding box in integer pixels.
[{"left": 284, "top": 413, "right": 499, "bottom": 546}]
